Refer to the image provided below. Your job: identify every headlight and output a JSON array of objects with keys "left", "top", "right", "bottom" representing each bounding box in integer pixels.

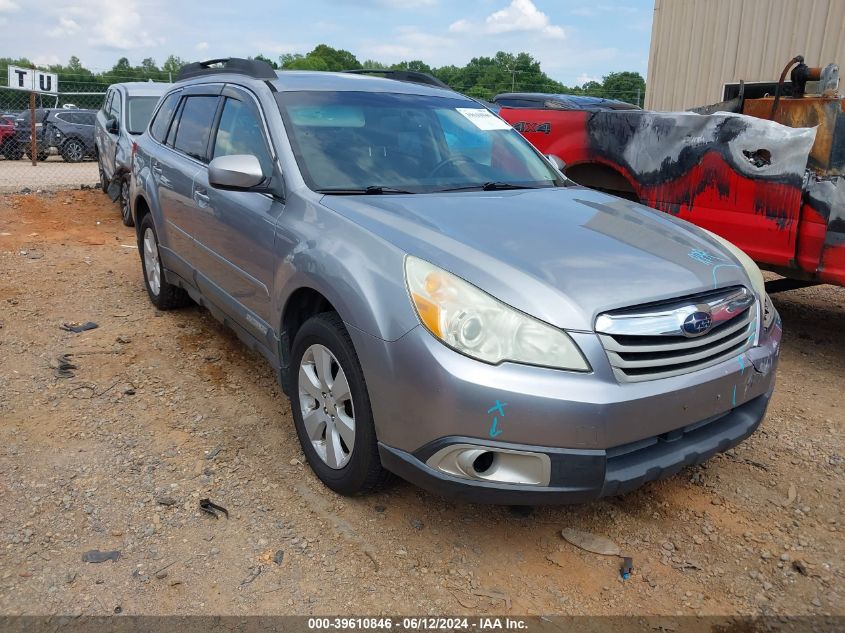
[{"left": 404, "top": 256, "right": 590, "bottom": 371}]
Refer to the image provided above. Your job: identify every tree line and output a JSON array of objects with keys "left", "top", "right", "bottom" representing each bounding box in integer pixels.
[{"left": 1, "top": 45, "right": 645, "bottom": 110}]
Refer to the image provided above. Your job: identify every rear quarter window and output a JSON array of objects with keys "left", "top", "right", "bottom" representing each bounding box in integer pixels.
[{"left": 149, "top": 92, "right": 181, "bottom": 142}]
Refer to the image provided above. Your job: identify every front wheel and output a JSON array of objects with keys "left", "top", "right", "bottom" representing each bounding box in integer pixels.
[
  {"left": 138, "top": 214, "right": 191, "bottom": 310},
  {"left": 290, "top": 312, "right": 392, "bottom": 496}
]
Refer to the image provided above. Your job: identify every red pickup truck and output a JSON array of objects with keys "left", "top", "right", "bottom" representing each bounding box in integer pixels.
[{"left": 494, "top": 72, "right": 845, "bottom": 288}]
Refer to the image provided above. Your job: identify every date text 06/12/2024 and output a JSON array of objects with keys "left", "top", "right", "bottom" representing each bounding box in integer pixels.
[{"left": 307, "top": 617, "right": 529, "bottom": 630}]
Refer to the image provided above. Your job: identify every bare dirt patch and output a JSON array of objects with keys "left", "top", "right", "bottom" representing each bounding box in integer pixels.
[{"left": 0, "top": 190, "right": 842, "bottom": 617}]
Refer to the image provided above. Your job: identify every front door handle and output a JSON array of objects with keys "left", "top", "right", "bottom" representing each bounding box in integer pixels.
[{"left": 194, "top": 189, "right": 210, "bottom": 208}]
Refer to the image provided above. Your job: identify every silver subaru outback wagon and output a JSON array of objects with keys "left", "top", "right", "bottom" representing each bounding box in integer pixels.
[{"left": 130, "top": 58, "right": 782, "bottom": 504}]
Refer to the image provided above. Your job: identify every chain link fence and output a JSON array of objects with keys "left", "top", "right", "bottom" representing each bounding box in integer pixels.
[{"left": 0, "top": 83, "right": 109, "bottom": 193}]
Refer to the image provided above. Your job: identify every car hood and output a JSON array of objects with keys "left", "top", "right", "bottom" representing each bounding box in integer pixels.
[{"left": 319, "top": 187, "right": 751, "bottom": 331}]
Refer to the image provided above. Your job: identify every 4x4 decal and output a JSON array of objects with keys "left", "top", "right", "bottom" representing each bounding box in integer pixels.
[{"left": 511, "top": 121, "right": 551, "bottom": 134}]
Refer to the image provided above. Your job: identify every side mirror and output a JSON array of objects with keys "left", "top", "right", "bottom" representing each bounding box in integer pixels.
[
  {"left": 106, "top": 116, "right": 118, "bottom": 134},
  {"left": 546, "top": 154, "right": 566, "bottom": 172},
  {"left": 208, "top": 154, "right": 265, "bottom": 190}
]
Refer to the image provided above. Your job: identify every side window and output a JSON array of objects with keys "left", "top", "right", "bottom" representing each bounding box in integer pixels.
[
  {"left": 109, "top": 91, "right": 121, "bottom": 120},
  {"left": 212, "top": 98, "right": 273, "bottom": 176},
  {"left": 102, "top": 90, "right": 112, "bottom": 114},
  {"left": 81, "top": 113, "right": 96, "bottom": 126},
  {"left": 165, "top": 98, "right": 184, "bottom": 147},
  {"left": 149, "top": 92, "right": 180, "bottom": 143},
  {"left": 173, "top": 96, "right": 219, "bottom": 162}
]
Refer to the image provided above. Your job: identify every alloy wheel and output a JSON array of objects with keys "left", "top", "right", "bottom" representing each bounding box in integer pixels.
[
  {"left": 142, "top": 227, "right": 161, "bottom": 296},
  {"left": 298, "top": 344, "right": 356, "bottom": 469}
]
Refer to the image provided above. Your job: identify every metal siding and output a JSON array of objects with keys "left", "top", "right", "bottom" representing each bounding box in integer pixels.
[{"left": 646, "top": 0, "right": 845, "bottom": 111}]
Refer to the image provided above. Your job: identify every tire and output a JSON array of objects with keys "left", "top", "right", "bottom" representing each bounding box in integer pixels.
[
  {"left": 119, "top": 176, "right": 133, "bottom": 227},
  {"left": 98, "top": 161, "right": 109, "bottom": 193},
  {"left": 138, "top": 214, "right": 191, "bottom": 310},
  {"left": 26, "top": 150, "right": 49, "bottom": 162},
  {"left": 61, "top": 139, "right": 85, "bottom": 163},
  {"left": 290, "top": 312, "right": 392, "bottom": 496},
  {"left": 2, "top": 142, "right": 23, "bottom": 160}
]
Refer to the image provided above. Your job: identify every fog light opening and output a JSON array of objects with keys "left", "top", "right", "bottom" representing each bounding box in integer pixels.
[{"left": 471, "top": 451, "right": 495, "bottom": 475}]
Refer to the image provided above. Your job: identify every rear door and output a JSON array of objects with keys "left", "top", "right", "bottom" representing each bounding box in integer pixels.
[
  {"left": 195, "top": 86, "right": 283, "bottom": 332},
  {"left": 155, "top": 88, "right": 221, "bottom": 278}
]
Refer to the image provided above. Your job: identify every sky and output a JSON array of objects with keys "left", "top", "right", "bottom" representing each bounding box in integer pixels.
[{"left": 0, "top": 0, "right": 654, "bottom": 85}]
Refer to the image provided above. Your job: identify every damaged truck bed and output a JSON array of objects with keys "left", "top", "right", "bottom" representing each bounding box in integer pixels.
[{"left": 498, "top": 76, "right": 845, "bottom": 287}]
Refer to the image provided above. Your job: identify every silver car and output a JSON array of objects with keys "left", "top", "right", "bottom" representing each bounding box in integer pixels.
[
  {"left": 130, "top": 58, "right": 782, "bottom": 503},
  {"left": 96, "top": 82, "right": 171, "bottom": 225}
]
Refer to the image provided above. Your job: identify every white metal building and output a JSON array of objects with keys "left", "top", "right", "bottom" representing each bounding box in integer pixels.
[{"left": 645, "top": 0, "right": 845, "bottom": 111}]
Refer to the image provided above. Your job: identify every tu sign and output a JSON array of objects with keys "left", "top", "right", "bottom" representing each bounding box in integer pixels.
[{"left": 6, "top": 65, "right": 58, "bottom": 94}]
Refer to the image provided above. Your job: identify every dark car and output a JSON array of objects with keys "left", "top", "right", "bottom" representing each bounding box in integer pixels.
[
  {"left": 491, "top": 93, "right": 640, "bottom": 111},
  {"left": 12, "top": 108, "right": 56, "bottom": 161},
  {"left": 45, "top": 109, "right": 98, "bottom": 162}
]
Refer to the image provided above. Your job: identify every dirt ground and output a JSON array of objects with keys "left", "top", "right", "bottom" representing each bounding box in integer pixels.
[
  {"left": 0, "top": 190, "right": 842, "bottom": 618},
  {"left": 0, "top": 155, "right": 99, "bottom": 193}
]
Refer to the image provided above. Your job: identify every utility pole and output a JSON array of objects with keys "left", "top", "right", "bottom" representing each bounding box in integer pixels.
[{"left": 505, "top": 65, "right": 518, "bottom": 92}]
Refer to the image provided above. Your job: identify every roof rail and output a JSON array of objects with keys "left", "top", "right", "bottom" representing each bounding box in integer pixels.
[
  {"left": 344, "top": 69, "right": 450, "bottom": 89},
  {"left": 176, "top": 58, "right": 277, "bottom": 82}
]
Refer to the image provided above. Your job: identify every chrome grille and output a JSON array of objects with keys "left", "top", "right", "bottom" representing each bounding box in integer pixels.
[{"left": 595, "top": 286, "right": 758, "bottom": 382}]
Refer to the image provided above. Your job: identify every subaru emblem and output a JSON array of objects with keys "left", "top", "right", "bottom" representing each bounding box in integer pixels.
[{"left": 682, "top": 310, "right": 712, "bottom": 337}]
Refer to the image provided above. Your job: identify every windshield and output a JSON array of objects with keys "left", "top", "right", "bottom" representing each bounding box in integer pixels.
[
  {"left": 127, "top": 96, "right": 161, "bottom": 135},
  {"left": 275, "top": 91, "right": 562, "bottom": 193}
]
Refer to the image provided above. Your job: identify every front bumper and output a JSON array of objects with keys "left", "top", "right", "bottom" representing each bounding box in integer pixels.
[
  {"left": 349, "top": 307, "right": 781, "bottom": 504},
  {"left": 378, "top": 387, "right": 771, "bottom": 504}
]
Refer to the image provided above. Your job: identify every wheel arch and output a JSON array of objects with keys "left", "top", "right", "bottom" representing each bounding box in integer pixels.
[{"left": 565, "top": 160, "right": 641, "bottom": 202}]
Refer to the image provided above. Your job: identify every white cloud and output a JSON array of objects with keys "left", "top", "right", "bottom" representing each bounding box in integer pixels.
[
  {"left": 254, "top": 40, "right": 304, "bottom": 56},
  {"left": 0, "top": 0, "right": 20, "bottom": 12},
  {"left": 48, "top": 0, "right": 160, "bottom": 50},
  {"left": 32, "top": 54, "right": 61, "bottom": 67},
  {"left": 361, "top": 26, "right": 454, "bottom": 63},
  {"left": 386, "top": 0, "right": 436, "bottom": 6},
  {"left": 48, "top": 17, "right": 81, "bottom": 38},
  {"left": 195, "top": 41, "right": 209, "bottom": 52},
  {"left": 450, "top": 0, "right": 565, "bottom": 39},
  {"left": 576, "top": 73, "right": 599, "bottom": 85}
]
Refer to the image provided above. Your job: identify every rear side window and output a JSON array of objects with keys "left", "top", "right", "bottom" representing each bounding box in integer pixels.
[
  {"left": 149, "top": 92, "right": 180, "bottom": 142},
  {"left": 173, "top": 96, "right": 219, "bottom": 162},
  {"left": 80, "top": 112, "right": 96, "bottom": 126},
  {"left": 109, "top": 93, "right": 121, "bottom": 120}
]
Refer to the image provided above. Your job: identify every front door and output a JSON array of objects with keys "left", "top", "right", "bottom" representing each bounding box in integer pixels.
[{"left": 194, "top": 89, "right": 283, "bottom": 335}]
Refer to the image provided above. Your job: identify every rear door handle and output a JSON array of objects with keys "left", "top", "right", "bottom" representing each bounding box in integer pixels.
[{"left": 152, "top": 164, "right": 171, "bottom": 187}]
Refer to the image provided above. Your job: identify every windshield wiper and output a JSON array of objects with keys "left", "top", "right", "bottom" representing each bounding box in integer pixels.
[
  {"left": 434, "top": 181, "right": 546, "bottom": 193},
  {"left": 315, "top": 186, "right": 415, "bottom": 195}
]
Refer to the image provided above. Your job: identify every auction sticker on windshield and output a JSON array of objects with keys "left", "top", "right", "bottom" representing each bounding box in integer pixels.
[{"left": 455, "top": 107, "right": 512, "bottom": 131}]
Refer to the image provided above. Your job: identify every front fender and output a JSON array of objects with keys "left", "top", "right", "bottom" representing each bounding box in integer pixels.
[{"left": 272, "top": 199, "right": 419, "bottom": 343}]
